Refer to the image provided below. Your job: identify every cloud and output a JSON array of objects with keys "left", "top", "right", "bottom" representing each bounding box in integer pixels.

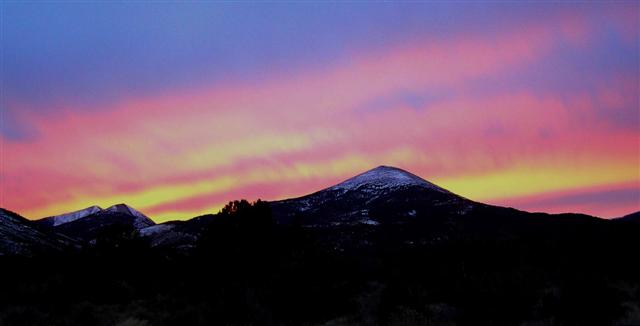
[{"left": 1, "top": 4, "right": 638, "bottom": 221}]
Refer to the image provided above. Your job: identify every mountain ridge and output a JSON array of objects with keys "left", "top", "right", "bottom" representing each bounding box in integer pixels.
[
  {"left": 2, "top": 167, "right": 639, "bottom": 325},
  {"left": 1, "top": 165, "right": 636, "bottom": 254},
  {"left": 36, "top": 205, "right": 103, "bottom": 227},
  {"left": 17, "top": 166, "right": 636, "bottom": 224}
]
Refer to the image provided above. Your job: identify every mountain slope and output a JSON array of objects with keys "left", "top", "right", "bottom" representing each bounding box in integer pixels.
[
  {"left": 616, "top": 211, "right": 640, "bottom": 224},
  {"left": 35, "top": 205, "right": 103, "bottom": 227},
  {"left": 0, "top": 208, "right": 75, "bottom": 255},
  {"left": 140, "top": 214, "right": 221, "bottom": 249}
]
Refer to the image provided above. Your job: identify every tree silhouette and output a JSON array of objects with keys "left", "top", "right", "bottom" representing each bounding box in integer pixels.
[{"left": 197, "top": 199, "right": 274, "bottom": 262}]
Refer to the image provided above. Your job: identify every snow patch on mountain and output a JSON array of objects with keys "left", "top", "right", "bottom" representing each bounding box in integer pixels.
[
  {"left": 140, "top": 224, "right": 174, "bottom": 237},
  {"left": 46, "top": 206, "right": 102, "bottom": 226},
  {"left": 330, "top": 166, "right": 448, "bottom": 193},
  {"left": 361, "top": 219, "right": 380, "bottom": 226}
]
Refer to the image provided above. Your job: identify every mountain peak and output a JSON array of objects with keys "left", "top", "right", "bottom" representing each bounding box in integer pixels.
[
  {"left": 105, "top": 204, "right": 146, "bottom": 218},
  {"left": 329, "top": 165, "right": 449, "bottom": 193},
  {"left": 104, "top": 204, "right": 155, "bottom": 228}
]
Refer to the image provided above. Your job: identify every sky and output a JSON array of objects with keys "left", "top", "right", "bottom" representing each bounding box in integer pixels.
[{"left": 1, "top": 2, "right": 638, "bottom": 222}]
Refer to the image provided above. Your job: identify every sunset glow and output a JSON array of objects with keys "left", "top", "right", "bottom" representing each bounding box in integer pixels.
[{"left": 1, "top": 2, "right": 638, "bottom": 222}]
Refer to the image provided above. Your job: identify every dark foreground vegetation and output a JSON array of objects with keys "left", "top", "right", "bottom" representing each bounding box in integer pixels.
[{"left": 1, "top": 200, "right": 639, "bottom": 326}]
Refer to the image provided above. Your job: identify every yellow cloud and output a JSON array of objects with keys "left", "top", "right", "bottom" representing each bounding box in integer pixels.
[{"left": 436, "top": 161, "right": 639, "bottom": 202}]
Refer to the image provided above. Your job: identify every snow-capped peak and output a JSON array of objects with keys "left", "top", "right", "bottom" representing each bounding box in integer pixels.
[
  {"left": 329, "top": 166, "right": 448, "bottom": 193},
  {"left": 104, "top": 204, "right": 155, "bottom": 228},
  {"left": 105, "top": 204, "right": 148, "bottom": 220},
  {"left": 45, "top": 205, "right": 102, "bottom": 226}
]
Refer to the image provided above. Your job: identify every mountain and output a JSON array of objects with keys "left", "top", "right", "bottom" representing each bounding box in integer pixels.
[
  {"left": 0, "top": 208, "right": 76, "bottom": 255},
  {"left": 270, "top": 165, "right": 480, "bottom": 227},
  {"left": 265, "top": 166, "right": 610, "bottom": 253},
  {"left": 1, "top": 203, "right": 155, "bottom": 253},
  {"left": 35, "top": 205, "right": 102, "bottom": 227},
  {"left": 141, "top": 166, "right": 601, "bottom": 250},
  {"left": 139, "top": 166, "right": 480, "bottom": 249},
  {"left": 53, "top": 204, "right": 155, "bottom": 243}
]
